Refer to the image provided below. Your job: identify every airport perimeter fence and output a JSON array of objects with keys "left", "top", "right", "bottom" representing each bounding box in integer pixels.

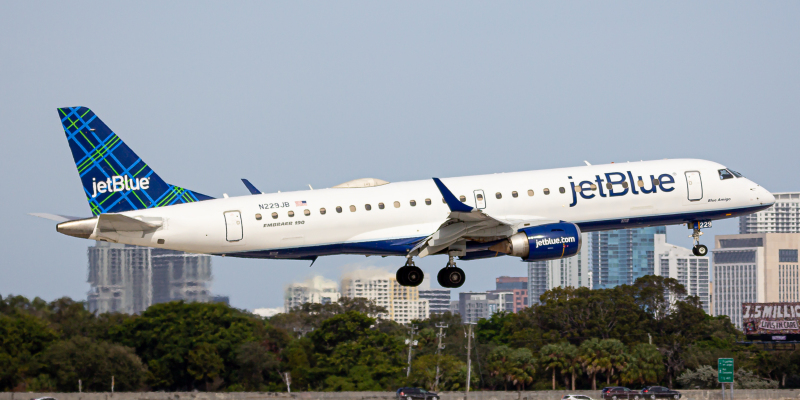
[{"left": 3, "top": 390, "right": 800, "bottom": 400}]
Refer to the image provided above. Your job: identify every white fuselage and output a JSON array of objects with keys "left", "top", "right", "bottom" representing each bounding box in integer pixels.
[{"left": 89, "top": 159, "right": 774, "bottom": 260}]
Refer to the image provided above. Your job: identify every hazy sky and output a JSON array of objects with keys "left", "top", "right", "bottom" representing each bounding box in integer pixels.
[{"left": 1, "top": 2, "right": 798, "bottom": 310}]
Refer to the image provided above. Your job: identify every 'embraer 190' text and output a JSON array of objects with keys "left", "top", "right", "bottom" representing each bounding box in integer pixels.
[
  {"left": 91, "top": 176, "right": 150, "bottom": 198},
  {"left": 533, "top": 236, "right": 576, "bottom": 248},
  {"left": 568, "top": 171, "right": 675, "bottom": 207}
]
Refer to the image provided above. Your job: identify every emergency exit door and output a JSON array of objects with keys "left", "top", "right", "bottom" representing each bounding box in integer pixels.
[
  {"left": 473, "top": 190, "right": 486, "bottom": 209},
  {"left": 685, "top": 171, "right": 703, "bottom": 201},
  {"left": 224, "top": 211, "right": 243, "bottom": 241}
]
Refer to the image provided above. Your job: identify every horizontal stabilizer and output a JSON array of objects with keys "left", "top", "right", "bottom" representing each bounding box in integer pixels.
[
  {"left": 29, "top": 213, "right": 84, "bottom": 223},
  {"left": 432, "top": 178, "right": 473, "bottom": 213},
  {"left": 241, "top": 179, "right": 262, "bottom": 195}
]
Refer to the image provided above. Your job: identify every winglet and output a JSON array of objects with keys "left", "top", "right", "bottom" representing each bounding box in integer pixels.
[
  {"left": 241, "top": 179, "right": 262, "bottom": 195},
  {"left": 432, "top": 178, "right": 474, "bottom": 213}
]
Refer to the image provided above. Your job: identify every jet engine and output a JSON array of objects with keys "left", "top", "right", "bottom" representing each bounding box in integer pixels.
[{"left": 488, "top": 222, "right": 581, "bottom": 262}]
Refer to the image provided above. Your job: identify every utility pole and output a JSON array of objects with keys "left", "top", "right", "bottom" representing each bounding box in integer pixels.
[
  {"left": 405, "top": 325, "right": 419, "bottom": 377},
  {"left": 465, "top": 323, "right": 475, "bottom": 395},
  {"left": 434, "top": 323, "right": 448, "bottom": 391}
]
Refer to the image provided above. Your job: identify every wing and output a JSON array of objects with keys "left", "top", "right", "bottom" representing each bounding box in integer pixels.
[{"left": 408, "top": 179, "right": 513, "bottom": 257}]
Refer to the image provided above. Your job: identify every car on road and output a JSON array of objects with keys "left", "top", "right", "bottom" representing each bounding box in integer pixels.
[
  {"left": 396, "top": 387, "right": 439, "bottom": 400},
  {"left": 640, "top": 386, "right": 682, "bottom": 399},
  {"left": 562, "top": 395, "right": 595, "bottom": 400},
  {"left": 601, "top": 387, "right": 634, "bottom": 399}
]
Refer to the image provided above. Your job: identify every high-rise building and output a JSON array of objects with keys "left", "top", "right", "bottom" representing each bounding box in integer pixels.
[
  {"left": 654, "top": 234, "right": 711, "bottom": 313},
  {"left": 490, "top": 276, "right": 528, "bottom": 312},
  {"left": 87, "top": 241, "right": 214, "bottom": 314},
  {"left": 341, "top": 270, "right": 429, "bottom": 324},
  {"left": 527, "top": 233, "right": 592, "bottom": 305},
  {"left": 592, "top": 226, "right": 666, "bottom": 289},
  {"left": 740, "top": 192, "right": 800, "bottom": 234},
  {"left": 284, "top": 276, "right": 341, "bottom": 312},
  {"left": 457, "top": 291, "right": 514, "bottom": 323},
  {"left": 419, "top": 288, "right": 451, "bottom": 315},
  {"left": 712, "top": 233, "right": 800, "bottom": 328}
]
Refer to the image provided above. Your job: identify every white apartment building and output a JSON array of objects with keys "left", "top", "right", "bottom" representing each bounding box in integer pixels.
[
  {"left": 528, "top": 233, "right": 591, "bottom": 304},
  {"left": 341, "top": 270, "right": 429, "bottom": 324},
  {"left": 284, "top": 276, "right": 341, "bottom": 312},
  {"left": 654, "top": 234, "right": 711, "bottom": 313},
  {"left": 713, "top": 233, "right": 800, "bottom": 328},
  {"left": 740, "top": 192, "right": 800, "bottom": 234}
]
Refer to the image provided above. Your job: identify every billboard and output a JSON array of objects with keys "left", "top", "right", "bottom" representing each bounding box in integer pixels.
[{"left": 742, "top": 302, "right": 800, "bottom": 335}]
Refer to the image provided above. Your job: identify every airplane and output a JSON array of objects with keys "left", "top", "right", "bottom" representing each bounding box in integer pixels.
[{"left": 38, "top": 106, "right": 775, "bottom": 288}]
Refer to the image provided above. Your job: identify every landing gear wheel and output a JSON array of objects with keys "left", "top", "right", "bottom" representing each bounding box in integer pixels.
[
  {"left": 440, "top": 267, "right": 465, "bottom": 288},
  {"left": 692, "top": 244, "right": 708, "bottom": 256},
  {"left": 396, "top": 259, "right": 424, "bottom": 287}
]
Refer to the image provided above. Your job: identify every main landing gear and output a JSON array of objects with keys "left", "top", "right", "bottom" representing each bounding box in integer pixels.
[
  {"left": 689, "top": 223, "right": 709, "bottom": 257},
  {"left": 396, "top": 258, "right": 425, "bottom": 287},
  {"left": 396, "top": 255, "right": 466, "bottom": 288},
  {"left": 438, "top": 255, "right": 465, "bottom": 289}
]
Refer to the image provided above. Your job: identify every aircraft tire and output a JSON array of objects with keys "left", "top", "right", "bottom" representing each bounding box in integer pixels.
[
  {"left": 398, "top": 265, "right": 424, "bottom": 287},
  {"left": 695, "top": 244, "right": 708, "bottom": 256},
  {"left": 443, "top": 267, "right": 465, "bottom": 288},
  {"left": 396, "top": 266, "right": 409, "bottom": 286}
]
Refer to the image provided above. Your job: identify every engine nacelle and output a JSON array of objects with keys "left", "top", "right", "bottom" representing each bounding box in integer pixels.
[{"left": 489, "top": 222, "right": 581, "bottom": 261}]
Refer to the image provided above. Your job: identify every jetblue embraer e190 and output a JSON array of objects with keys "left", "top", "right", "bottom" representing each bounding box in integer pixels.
[{"left": 40, "top": 107, "right": 775, "bottom": 288}]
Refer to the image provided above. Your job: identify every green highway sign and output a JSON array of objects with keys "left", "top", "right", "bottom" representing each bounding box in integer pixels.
[{"left": 718, "top": 358, "right": 734, "bottom": 383}]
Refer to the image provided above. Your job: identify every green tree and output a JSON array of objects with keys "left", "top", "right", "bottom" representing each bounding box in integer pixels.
[
  {"left": 508, "top": 348, "right": 536, "bottom": 390},
  {"left": 540, "top": 343, "right": 567, "bottom": 390},
  {"left": 579, "top": 338, "right": 609, "bottom": 390},
  {"left": 0, "top": 312, "right": 58, "bottom": 390},
  {"left": 621, "top": 343, "right": 664, "bottom": 386},
  {"left": 110, "top": 301, "right": 263, "bottom": 390},
  {"left": 407, "top": 354, "right": 467, "bottom": 391},
  {"left": 601, "top": 339, "right": 627, "bottom": 385},
  {"left": 35, "top": 336, "right": 145, "bottom": 391},
  {"left": 234, "top": 341, "right": 280, "bottom": 391}
]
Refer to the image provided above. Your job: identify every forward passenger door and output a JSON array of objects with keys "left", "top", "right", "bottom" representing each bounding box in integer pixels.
[{"left": 685, "top": 171, "right": 703, "bottom": 201}]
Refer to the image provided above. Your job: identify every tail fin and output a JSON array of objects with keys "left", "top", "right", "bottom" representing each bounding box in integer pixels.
[{"left": 58, "top": 106, "right": 214, "bottom": 215}]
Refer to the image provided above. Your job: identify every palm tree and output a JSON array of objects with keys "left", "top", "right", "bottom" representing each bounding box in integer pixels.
[
  {"left": 486, "top": 345, "right": 513, "bottom": 390},
  {"left": 601, "top": 339, "right": 627, "bottom": 385},
  {"left": 562, "top": 343, "right": 580, "bottom": 390},
  {"left": 621, "top": 344, "right": 664, "bottom": 386},
  {"left": 540, "top": 343, "right": 566, "bottom": 390},
  {"left": 509, "top": 348, "right": 536, "bottom": 390},
  {"left": 579, "top": 338, "right": 609, "bottom": 390}
]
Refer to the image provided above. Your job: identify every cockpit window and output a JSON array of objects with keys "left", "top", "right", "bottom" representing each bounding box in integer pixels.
[
  {"left": 729, "top": 169, "right": 743, "bottom": 178},
  {"left": 718, "top": 169, "right": 734, "bottom": 180}
]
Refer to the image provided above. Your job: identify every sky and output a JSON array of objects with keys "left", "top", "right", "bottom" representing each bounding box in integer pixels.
[{"left": 1, "top": 2, "right": 798, "bottom": 311}]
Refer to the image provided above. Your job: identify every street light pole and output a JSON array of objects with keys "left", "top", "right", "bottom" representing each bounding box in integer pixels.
[
  {"left": 405, "top": 325, "right": 419, "bottom": 377},
  {"left": 434, "top": 323, "right": 448, "bottom": 391},
  {"left": 465, "top": 323, "right": 475, "bottom": 395}
]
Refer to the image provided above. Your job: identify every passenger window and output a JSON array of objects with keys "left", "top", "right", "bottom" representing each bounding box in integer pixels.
[
  {"left": 336, "top": 206, "right": 343, "bottom": 213},
  {"left": 496, "top": 192, "right": 502, "bottom": 199},
  {"left": 320, "top": 208, "right": 327, "bottom": 215},
  {"left": 304, "top": 209, "right": 310, "bottom": 216},
  {"left": 365, "top": 204, "right": 372, "bottom": 211},
  {"left": 459, "top": 195, "right": 466, "bottom": 202},
  {"left": 271, "top": 212, "right": 278, "bottom": 219},
  {"left": 442, "top": 198, "right": 446, "bottom": 203},
  {"left": 718, "top": 169, "right": 734, "bottom": 180},
  {"left": 652, "top": 178, "right": 660, "bottom": 185},
  {"left": 410, "top": 200, "right": 416, "bottom": 206},
  {"left": 527, "top": 189, "right": 534, "bottom": 196},
  {"left": 606, "top": 183, "right": 613, "bottom": 190},
  {"left": 575, "top": 185, "right": 582, "bottom": 192},
  {"left": 425, "top": 198, "right": 431, "bottom": 205},
  {"left": 288, "top": 211, "right": 295, "bottom": 217},
  {"left": 590, "top": 184, "right": 597, "bottom": 191},
  {"left": 622, "top": 182, "right": 629, "bottom": 189},
  {"left": 379, "top": 202, "right": 385, "bottom": 209},
  {"left": 476, "top": 194, "right": 483, "bottom": 201},
  {"left": 512, "top": 191, "right": 518, "bottom": 198},
  {"left": 349, "top": 205, "right": 356, "bottom": 212},
  {"left": 394, "top": 201, "right": 401, "bottom": 208},
  {"left": 559, "top": 187, "right": 565, "bottom": 194},
  {"left": 255, "top": 213, "right": 262, "bottom": 220},
  {"left": 543, "top": 188, "right": 550, "bottom": 195},
  {"left": 637, "top": 180, "right": 644, "bottom": 187}
]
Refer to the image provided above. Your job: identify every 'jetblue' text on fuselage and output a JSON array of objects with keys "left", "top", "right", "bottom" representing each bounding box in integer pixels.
[{"left": 568, "top": 172, "right": 675, "bottom": 207}]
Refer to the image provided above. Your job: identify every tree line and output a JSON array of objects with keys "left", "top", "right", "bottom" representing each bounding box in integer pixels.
[{"left": 2, "top": 275, "right": 799, "bottom": 392}]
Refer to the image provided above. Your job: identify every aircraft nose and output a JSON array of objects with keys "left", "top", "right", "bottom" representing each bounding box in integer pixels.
[{"left": 753, "top": 185, "right": 774, "bottom": 206}]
